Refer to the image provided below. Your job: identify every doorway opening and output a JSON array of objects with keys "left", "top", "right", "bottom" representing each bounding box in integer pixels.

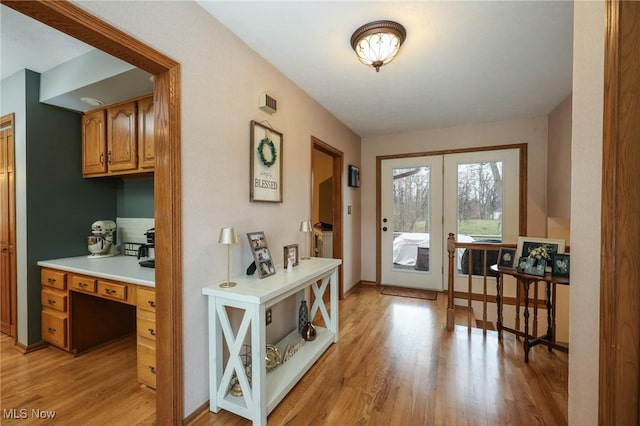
[{"left": 311, "top": 137, "right": 344, "bottom": 298}]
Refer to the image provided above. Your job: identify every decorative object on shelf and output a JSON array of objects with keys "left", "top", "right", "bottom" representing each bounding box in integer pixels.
[
  {"left": 228, "top": 344, "right": 252, "bottom": 397},
  {"left": 265, "top": 344, "right": 281, "bottom": 371},
  {"left": 250, "top": 120, "right": 283, "bottom": 203},
  {"left": 516, "top": 237, "right": 565, "bottom": 273},
  {"left": 302, "top": 322, "right": 316, "bottom": 341},
  {"left": 350, "top": 20, "right": 407, "bottom": 72},
  {"left": 551, "top": 253, "right": 570, "bottom": 278},
  {"left": 299, "top": 221, "right": 313, "bottom": 259},
  {"left": 497, "top": 247, "right": 517, "bottom": 269},
  {"left": 246, "top": 261, "right": 257, "bottom": 276},
  {"left": 218, "top": 227, "right": 238, "bottom": 288},
  {"left": 282, "top": 339, "right": 306, "bottom": 363},
  {"left": 348, "top": 164, "right": 361, "bottom": 187},
  {"left": 298, "top": 300, "right": 309, "bottom": 335},
  {"left": 247, "top": 231, "right": 275, "bottom": 278},
  {"left": 284, "top": 244, "right": 299, "bottom": 269}
]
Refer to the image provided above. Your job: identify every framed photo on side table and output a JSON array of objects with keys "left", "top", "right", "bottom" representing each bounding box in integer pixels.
[
  {"left": 551, "top": 253, "right": 570, "bottom": 278},
  {"left": 516, "top": 237, "right": 566, "bottom": 272},
  {"left": 284, "top": 244, "right": 299, "bottom": 267},
  {"left": 247, "top": 231, "right": 276, "bottom": 278},
  {"left": 250, "top": 120, "right": 283, "bottom": 203},
  {"left": 497, "top": 247, "right": 517, "bottom": 269}
]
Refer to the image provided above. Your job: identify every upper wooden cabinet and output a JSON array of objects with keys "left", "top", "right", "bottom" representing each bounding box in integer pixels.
[{"left": 82, "top": 95, "right": 154, "bottom": 177}]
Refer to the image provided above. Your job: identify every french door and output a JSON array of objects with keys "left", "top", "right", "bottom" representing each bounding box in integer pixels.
[{"left": 381, "top": 148, "right": 520, "bottom": 291}]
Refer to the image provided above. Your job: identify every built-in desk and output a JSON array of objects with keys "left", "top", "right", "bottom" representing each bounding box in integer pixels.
[
  {"left": 202, "top": 257, "right": 341, "bottom": 425},
  {"left": 492, "top": 264, "right": 569, "bottom": 363},
  {"left": 38, "top": 256, "right": 156, "bottom": 388}
]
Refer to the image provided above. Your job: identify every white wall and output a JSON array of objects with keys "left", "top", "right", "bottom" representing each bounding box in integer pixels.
[
  {"left": 569, "top": 1, "right": 604, "bottom": 424},
  {"left": 360, "top": 117, "right": 549, "bottom": 282},
  {"left": 76, "top": 1, "right": 361, "bottom": 416}
]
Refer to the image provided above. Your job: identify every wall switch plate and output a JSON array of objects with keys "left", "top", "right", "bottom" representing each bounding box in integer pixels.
[
  {"left": 266, "top": 308, "right": 272, "bottom": 325},
  {"left": 348, "top": 205, "right": 352, "bottom": 215}
]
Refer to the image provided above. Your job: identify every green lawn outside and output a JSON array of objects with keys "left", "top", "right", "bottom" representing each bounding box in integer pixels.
[{"left": 457, "top": 219, "right": 501, "bottom": 238}]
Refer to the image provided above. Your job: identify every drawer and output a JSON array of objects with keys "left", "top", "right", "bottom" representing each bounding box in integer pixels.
[
  {"left": 136, "top": 287, "right": 156, "bottom": 313},
  {"left": 70, "top": 275, "right": 97, "bottom": 293},
  {"left": 42, "top": 310, "right": 67, "bottom": 348},
  {"left": 41, "top": 269, "right": 66, "bottom": 290},
  {"left": 41, "top": 290, "right": 67, "bottom": 313},
  {"left": 98, "top": 281, "right": 127, "bottom": 301},
  {"left": 137, "top": 309, "right": 156, "bottom": 341},
  {"left": 137, "top": 338, "right": 157, "bottom": 388}
]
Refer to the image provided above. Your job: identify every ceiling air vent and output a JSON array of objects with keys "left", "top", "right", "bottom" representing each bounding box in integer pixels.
[{"left": 259, "top": 92, "right": 277, "bottom": 114}]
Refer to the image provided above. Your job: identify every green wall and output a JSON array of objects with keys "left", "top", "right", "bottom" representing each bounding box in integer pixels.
[
  {"left": 117, "top": 177, "right": 154, "bottom": 217},
  {"left": 24, "top": 70, "right": 118, "bottom": 343}
]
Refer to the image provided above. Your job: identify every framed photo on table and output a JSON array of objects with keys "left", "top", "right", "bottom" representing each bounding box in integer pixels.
[
  {"left": 497, "top": 247, "right": 517, "bottom": 269},
  {"left": 247, "top": 231, "right": 276, "bottom": 278},
  {"left": 284, "top": 244, "right": 299, "bottom": 267},
  {"left": 551, "top": 253, "right": 570, "bottom": 278},
  {"left": 250, "top": 120, "right": 283, "bottom": 203},
  {"left": 516, "top": 237, "right": 565, "bottom": 272}
]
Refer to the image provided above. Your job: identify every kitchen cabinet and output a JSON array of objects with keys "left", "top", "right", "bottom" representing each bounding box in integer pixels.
[
  {"left": 40, "top": 266, "right": 155, "bottom": 389},
  {"left": 82, "top": 95, "right": 154, "bottom": 177}
]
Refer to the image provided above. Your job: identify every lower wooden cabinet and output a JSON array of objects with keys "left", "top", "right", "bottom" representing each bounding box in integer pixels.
[
  {"left": 40, "top": 267, "right": 155, "bottom": 388},
  {"left": 41, "top": 310, "right": 67, "bottom": 348}
]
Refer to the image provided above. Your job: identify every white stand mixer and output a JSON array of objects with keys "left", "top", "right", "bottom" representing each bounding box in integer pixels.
[{"left": 87, "top": 220, "right": 119, "bottom": 258}]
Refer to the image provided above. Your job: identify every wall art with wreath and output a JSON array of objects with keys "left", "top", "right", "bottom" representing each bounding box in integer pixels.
[{"left": 250, "top": 120, "right": 283, "bottom": 203}]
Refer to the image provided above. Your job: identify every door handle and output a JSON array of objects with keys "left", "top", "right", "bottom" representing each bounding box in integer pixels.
[
  {"left": 382, "top": 227, "right": 388, "bottom": 232},
  {"left": 383, "top": 218, "right": 388, "bottom": 223}
]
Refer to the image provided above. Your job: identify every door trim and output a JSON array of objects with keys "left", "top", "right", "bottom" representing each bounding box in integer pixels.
[
  {"left": 2, "top": 1, "right": 183, "bottom": 422},
  {"left": 375, "top": 144, "right": 527, "bottom": 284},
  {"left": 600, "top": 0, "right": 640, "bottom": 423},
  {"left": 311, "top": 137, "right": 344, "bottom": 298}
]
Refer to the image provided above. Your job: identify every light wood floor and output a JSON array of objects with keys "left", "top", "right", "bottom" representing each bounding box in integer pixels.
[
  {"left": 192, "top": 285, "right": 568, "bottom": 425},
  {"left": 1, "top": 285, "right": 567, "bottom": 425}
]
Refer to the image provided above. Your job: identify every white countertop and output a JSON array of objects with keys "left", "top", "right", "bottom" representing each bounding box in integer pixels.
[
  {"left": 37, "top": 255, "right": 155, "bottom": 288},
  {"left": 202, "top": 257, "right": 341, "bottom": 305}
]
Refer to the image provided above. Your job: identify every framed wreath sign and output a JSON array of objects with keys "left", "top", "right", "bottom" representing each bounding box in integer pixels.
[{"left": 250, "top": 120, "right": 283, "bottom": 203}]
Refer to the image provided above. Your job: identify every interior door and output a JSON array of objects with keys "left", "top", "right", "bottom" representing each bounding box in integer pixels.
[
  {"left": 381, "top": 156, "right": 443, "bottom": 290},
  {"left": 0, "top": 114, "right": 16, "bottom": 337}
]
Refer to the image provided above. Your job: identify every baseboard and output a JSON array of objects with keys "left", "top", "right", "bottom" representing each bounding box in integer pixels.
[
  {"left": 14, "top": 340, "right": 48, "bottom": 354},
  {"left": 359, "top": 280, "right": 378, "bottom": 286},
  {"left": 183, "top": 400, "right": 210, "bottom": 425},
  {"left": 343, "top": 280, "right": 378, "bottom": 299}
]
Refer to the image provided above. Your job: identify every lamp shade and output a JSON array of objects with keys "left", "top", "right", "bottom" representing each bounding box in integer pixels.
[
  {"left": 299, "top": 221, "right": 313, "bottom": 233},
  {"left": 351, "top": 20, "right": 406, "bottom": 72},
  {"left": 218, "top": 227, "right": 238, "bottom": 245}
]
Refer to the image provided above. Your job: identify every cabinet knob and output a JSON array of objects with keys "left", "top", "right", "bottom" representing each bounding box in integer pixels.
[
  {"left": 100, "top": 152, "right": 104, "bottom": 165},
  {"left": 148, "top": 300, "right": 156, "bottom": 308},
  {"left": 148, "top": 328, "right": 156, "bottom": 336},
  {"left": 47, "top": 327, "right": 56, "bottom": 333},
  {"left": 108, "top": 151, "right": 112, "bottom": 165},
  {"left": 47, "top": 299, "right": 56, "bottom": 305},
  {"left": 148, "top": 366, "right": 156, "bottom": 375},
  {"left": 47, "top": 278, "right": 56, "bottom": 283}
]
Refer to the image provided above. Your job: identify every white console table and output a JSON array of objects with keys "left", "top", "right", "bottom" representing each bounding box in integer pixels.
[{"left": 201, "top": 257, "right": 341, "bottom": 425}]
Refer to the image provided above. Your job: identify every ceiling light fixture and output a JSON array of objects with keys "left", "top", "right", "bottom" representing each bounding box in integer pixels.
[
  {"left": 80, "top": 97, "right": 104, "bottom": 107},
  {"left": 350, "top": 20, "right": 406, "bottom": 72}
]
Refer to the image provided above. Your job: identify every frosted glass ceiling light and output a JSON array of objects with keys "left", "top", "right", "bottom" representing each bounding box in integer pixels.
[{"left": 350, "top": 20, "right": 406, "bottom": 72}]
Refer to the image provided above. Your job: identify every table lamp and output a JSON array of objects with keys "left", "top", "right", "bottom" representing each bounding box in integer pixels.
[
  {"left": 299, "top": 220, "right": 313, "bottom": 259},
  {"left": 218, "top": 227, "right": 238, "bottom": 288}
]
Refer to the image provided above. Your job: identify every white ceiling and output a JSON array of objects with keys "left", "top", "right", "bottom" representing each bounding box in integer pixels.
[
  {"left": 2, "top": 2, "right": 573, "bottom": 138},
  {"left": 197, "top": 1, "right": 574, "bottom": 137}
]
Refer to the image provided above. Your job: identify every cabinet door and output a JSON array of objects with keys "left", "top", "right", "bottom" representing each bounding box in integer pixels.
[
  {"left": 137, "top": 96, "right": 155, "bottom": 170},
  {"left": 81, "top": 110, "right": 107, "bottom": 175},
  {"left": 107, "top": 101, "right": 137, "bottom": 172}
]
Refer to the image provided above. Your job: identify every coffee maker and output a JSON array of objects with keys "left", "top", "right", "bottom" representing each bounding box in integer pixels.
[
  {"left": 138, "top": 228, "right": 155, "bottom": 268},
  {"left": 87, "top": 220, "right": 119, "bottom": 258}
]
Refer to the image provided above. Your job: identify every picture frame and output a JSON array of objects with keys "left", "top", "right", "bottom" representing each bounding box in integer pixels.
[
  {"left": 250, "top": 120, "right": 283, "bottom": 203},
  {"left": 247, "top": 231, "right": 276, "bottom": 278},
  {"left": 497, "top": 247, "right": 517, "bottom": 269},
  {"left": 284, "top": 244, "right": 299, "bottom": 268},
  {"left": 516, "top": 237, "right": 566, "bottom": 272},
  {"left": 551, "top": 253, "right": 570, "bottom": 278},
  {"left": 348, "top": 165, "right": 360, "bottom": 188},
  {"left": 517, "top": 257, "right": 546, "bottom": 276}
]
